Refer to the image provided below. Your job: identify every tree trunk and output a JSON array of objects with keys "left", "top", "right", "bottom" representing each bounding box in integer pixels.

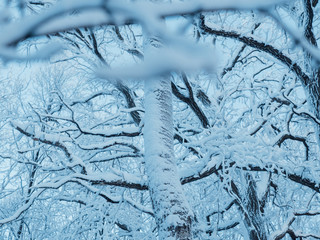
[
  {"left": 228, "top": 175, "right": 267, "bottom": 240},
  {"left": 305, "top": 75, "right": 320, "bottom": 147},
  {"left": 242, "top": 174, "right": 267, "bottom": 240},
  {"left": 302, "top": 0, "right": 320, "bottom": 148},
  {"left": 144, "top": 76, "right": 194, "bottom": 239}
]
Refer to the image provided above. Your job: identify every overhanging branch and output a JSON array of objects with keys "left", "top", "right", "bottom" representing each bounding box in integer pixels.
[{"left": 199, "top": 15, "right": 310, "bottom": 86}]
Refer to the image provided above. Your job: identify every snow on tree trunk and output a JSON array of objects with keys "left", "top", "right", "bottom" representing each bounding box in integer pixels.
[
  {"left": 243, "top": 174, "right": 267, "bottom": 240},
  {"left": 144, "top": 76, "right": 194, "bottom": 239}
]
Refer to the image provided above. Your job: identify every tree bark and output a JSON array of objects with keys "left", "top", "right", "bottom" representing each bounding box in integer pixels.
[
  {"left": 144, "top": 76, "right": 194, "bottom": 239},
  {"left": 302, "top": 0, "right": 320, "bottom": 149},
  {"left": 242, "top": 174, "right": 267, "bottom": 240}
]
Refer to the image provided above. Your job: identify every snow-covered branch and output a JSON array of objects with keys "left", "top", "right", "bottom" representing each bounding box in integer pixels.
[
  {"left": 0, "top": 189, "right": 45, "bottom": 225},
  {"left": 199, "top": 14, "right": 311, "bottom": 86},
  {"left": 0, "top": 0, "right": 288, "bottom": 64},
  {"left": 11, "top": 121, "right": 73, "bottom": 161}
]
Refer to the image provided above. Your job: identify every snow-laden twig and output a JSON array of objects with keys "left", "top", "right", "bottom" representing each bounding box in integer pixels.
[
  {"left": 271, "top": 213, "right": 295, "bottom": 240},
  {"left": 11, "top": 121, "right": 73, "bottom": 161},
  {"left": 0, "top": 189, "right": 45, "bottom": 225}
]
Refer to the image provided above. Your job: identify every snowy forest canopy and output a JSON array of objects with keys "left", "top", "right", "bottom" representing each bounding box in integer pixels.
[{"left": 0, "top": 0, "right": 320, "bottom": 239}]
